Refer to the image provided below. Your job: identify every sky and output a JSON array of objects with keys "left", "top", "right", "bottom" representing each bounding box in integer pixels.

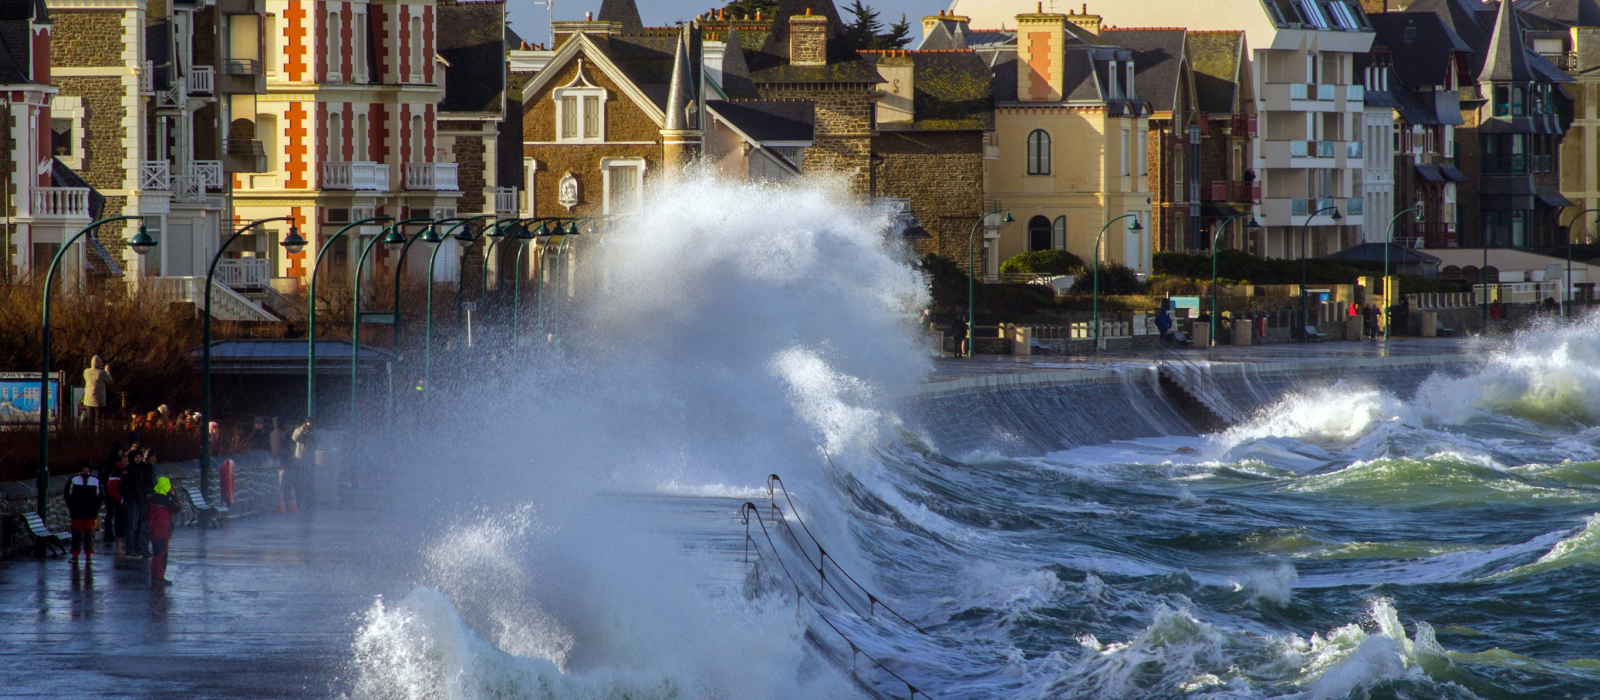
[{"left": 505, "top": 0, "right": 952, "bottom": 47}]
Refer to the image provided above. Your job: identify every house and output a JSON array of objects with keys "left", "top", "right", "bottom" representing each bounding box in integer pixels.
[
  {"left": 1188, "top": 30, "right": 1262, "bottom": 256},
  {"left": 0, "top": 0, "right": 81, "bottom": 281}
]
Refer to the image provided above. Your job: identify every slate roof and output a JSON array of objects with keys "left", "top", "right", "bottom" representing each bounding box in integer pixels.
[
  {"left": 596, "top": 0, "right": 642, "bottom": 32},
  {"left": 719, "top": 27, "right": 760, "bottom": 98},
  {"left": 437, "top": 1, "right": 506, "bottom": 114},
  {"left": 1187, "top": 31, "right": 1244, "bottom": 114},
  {"left": 0, "top": 19, "right": 30, "bottom": 83},
  {"left": 862, "top": 50, "right": 994, "bottom": 130},
  {"left": 1515, "top": 0, "right": 1600, "bottom": 26},
  {"left": 1407, "top": 0, "right": 1495, "bottom": 72},
  {"left": 706, "top": 99, "right": 815, "bottom": 141},
  {"left": 1370, "top": 12, "right": 1470, "bottom": 88},
  {"left": 1099, "top": 28, "right": 1186, "bottom": 113},
  {"left": 1482, "top": 0, "right": 1532, "bottom": 81},
  {"left": 596, "top": 34, "right": 700, "bottom": 111},
  {"left": 744, "top": 0, "right": 882, "bottom": 84}
]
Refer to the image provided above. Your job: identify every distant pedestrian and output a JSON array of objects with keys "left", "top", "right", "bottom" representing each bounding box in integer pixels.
[
  {"left": 287, "top": 418, "right": 314, "bottom": 512},
  {"left": 1490, "top": 300, "right": 1505, "bottom": 321},
  {"left": 146, "top": 477, "right": 180, "bottom": 586},
  {"left": 1154, "top": 307, "right": 1174, "bottom": 344},
  {"left": 63, "top": 462, "right": 103, "bottom": 565},
  {"left": 96, "top": 445, "right": 122, "bottom": 546},
  {"left": 248, "top": 417, "right": 268, "bottom": 452},
  {"left": 125, "top": 449, "right": 155, "bottom": 555},
  {"left": 1543, "top": 296, "right": 1559, "bottom": 314},
  {"left": 104, "top": 454, "right": 126, "bottom": 552},
  {"left": 1362, "top": 304, "right": 1376, "bottom": 339},
  {"left": 81, "top": 356, "right": 112, "bottom": 431}
]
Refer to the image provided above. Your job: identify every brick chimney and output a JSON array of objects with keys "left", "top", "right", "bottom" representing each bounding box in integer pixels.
[
  {"left": 1067, "top": 3, "right": 1101, "bottom": 34},
  {"left": 789, "top": 8, "right": 828, "bottom": 66}
]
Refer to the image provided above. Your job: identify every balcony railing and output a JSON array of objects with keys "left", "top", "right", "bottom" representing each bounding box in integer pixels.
[
  {"left": 1292, "top": 198, "right": 1346, "bottom": 216},
  {"left": 192, "top": 160, "right": 223, "bottom": 189},
  {"left": 1416, "top": 222, "right": 1458, "bottom": 248},
  {"left": 494, "top": 186, "right": 518, "bottom": 214},
  {"left": 1487, "top": 154, "right": 1529, "bottom": 174},
  {"left": 226, "top": 139, "right": 264, "bottom": 156},
  {"left": 1346, "top": 197, "right": 1364, "bottom": 215},
  {"left": 188, "top": 65, "right": 215, "bottom": 94},
  {"left": 1346, "top": 141, "right": 1363, "bottom": 158},
  {"left": 1202, "top": 180, "right": 1261, "bottom": 203},
  {"left": 1345, "top": 85, "right": 1364, "bottom": 101},
  {"left": 322, "top": 161, "right": 389, "bottom": 191},
  {"left": 216, "top": 258, "right": 270, "bottom": 289},
  {"left": 1290, "top": 140, "right": 1309, "bottom": 157},
  {"left": 223, "top": 58, "right": 261, "bottom": 76},
  {"left": 139, "top": 60, "right": 153, "bottom": 92},
  {"left": 1317, "top": 140, "right": 1336, "bottom": 157},
  {"left": 173, "top": 175, "right": 205, "bottom": 202},
  {"left": 32, "top": 187, "right": 92, "bottom": 219},
  {"left": 1290, "top": 83, "right": 1308, "bottom": 100},
  {"left": 139, "top": 160, "right": 171, "bottom": 190},
  {"left": 1317, "top": 84, "right": 1336, "bottom": 101},
  {"left": 403, "top": 162, "right": 458, "bottom": 191},
  {"left": 1231, "top": 114, "right": 1257, "bottom": 137}
]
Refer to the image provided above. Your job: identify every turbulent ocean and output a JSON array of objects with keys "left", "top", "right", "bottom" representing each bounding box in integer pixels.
[{"left": 346, "top": 174, "right": 1600, "bottom": 700}]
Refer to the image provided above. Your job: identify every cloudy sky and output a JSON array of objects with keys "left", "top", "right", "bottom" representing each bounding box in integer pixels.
[{"left": 505, "top": 0, "right": 952, "bottom": 47}]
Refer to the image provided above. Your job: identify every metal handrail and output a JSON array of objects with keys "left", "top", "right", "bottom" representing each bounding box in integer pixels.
[
  {"left": 1156, "top": 340, "right": 1241, "bottom": 424},
  {"left": 766, "top": 473, "right": 927, "bottom": 634},
  {"left": 741, "top": 503, "right": 930, "bottom": 700}
]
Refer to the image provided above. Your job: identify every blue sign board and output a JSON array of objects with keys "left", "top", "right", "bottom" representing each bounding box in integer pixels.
[
  {"left": 0, "top": 372, "right": 62, "bottom": 426},
  {"left": 1168, "top": 296, "right": 1201, "bottom": 314}
]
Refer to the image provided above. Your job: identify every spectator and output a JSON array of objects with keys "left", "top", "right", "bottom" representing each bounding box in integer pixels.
[
  {"left": 248, "top": 417, "right": 268, "bottom": 452},
  {"left": 63, "top": 461, "right": 103, "bottom": 565},
  {"left": 1543, "top": 296, "right": 1559, "bottom": 315},
  {"left": 146, "top": 477, "right": 180, "bottom": 587},
  {"left": 125, "top": 449, "right": 155, "bottom": 556},
  {"left": 97, "top": 444, "right": 122, "bottom": 547},
  {"left": 81, "top": 356, "right": 112, "bottom": 431},
  {"left": 1154, "top": 307, "right": 1174, "bottom": 344}
]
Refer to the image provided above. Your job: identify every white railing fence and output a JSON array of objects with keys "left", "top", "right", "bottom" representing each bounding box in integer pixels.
[
  {"left": 140, "top": 160, "right": 171, "bottom": 190},
  {"left": 32, "top": 187, "right": 92, "bottom": 219},
  {"left": 215, "top": 258, "right": 271, "bottom": 289}
]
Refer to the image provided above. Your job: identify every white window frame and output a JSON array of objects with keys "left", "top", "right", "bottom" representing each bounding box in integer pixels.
[
  {"left": 409, "top": 16, "right": 423, "bottom": 83},
  {"left": 326, "top": 8, "right": 341, "bottom": 83},
  {"left": 352, "top": 7, "right": 367, "bottom": 83},
  {"left": 522, "top": 157, "right": 538, "bottom": 215},
  {"left": 50, "top": 96, "right": 85, "bottom": 171},
  {"left": 1137, "top": 128, "right": 1148, "bottom": 176},
  {"left": 553, "top": 61, "right": 607, "bottom": 144},
  {"left": 600, "top": 157, "right": 646, "bottom": 215}
]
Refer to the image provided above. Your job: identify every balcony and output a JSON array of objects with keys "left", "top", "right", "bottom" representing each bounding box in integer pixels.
[
  {"left": 1345, "top": 197, "right": 1364, "bottom": 215},
  {"left": 187, "top": 65, "right": 214, "bottom": 94},
  {"left": 1290, "top": 198, "right": 1346, "bottom": 217},
  {"left": 1346, "top": 141, "right": 1363, "bottom": 158},
  {"left": 322, "top": 161, "right": 390, "bottom": 191},
  {"left": 31, "top": 187, "right": 91, "bottom": 220},
  {"left": 403, "top": 162, "right": 458, "bottom": 191},
  {"left": 139, "top": 60, "right": 153, "bottom": 93},
  {"left": 216, "top": 258, "right": 270, "bottom": 289},
  {"left": 224, "top": 139, "right": 267, "bottom": 173},
  {"left": 1316, "top": 84, "right": 1336, "bottom": 101},
  {"left": 173, "top": 175, "right": 206, "bottom": 203},
  {"left": 1345, "top": 85, "right": 1364, "bottom": 101},
  {"left": 1202, "top": 180, "right": 1261, "bottom": 203},
  {"left": 193, "top": 160, "right": 223, "bottom": 189},
  {"left": 139, "top": 160, "right": 171, "bottom": 190},
  {"left": 494, "top": 186, "right": 518, "bottom": 214},
  {"left": 1287, "top": 140, "right": 1337, "bottom": 158},
  {"left": 1231, "top": 114, "right": 1257, "bottom": 137},
  {"left": 223, "top": 59, "right": 261, "bottom": 76},
  {"left": 1416, "top": 222, "right": 1458, "bottom": 248}
]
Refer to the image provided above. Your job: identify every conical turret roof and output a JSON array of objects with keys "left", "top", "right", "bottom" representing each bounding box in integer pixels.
[
  {"left": 1481, "top": 0, "right": 1531, "bottom": 82},
  {"left": 665, "top": 27, "right": 697, "bottom": 130},
  {"left": 720, "top": 27, "right": 760, "bottom": 98}
]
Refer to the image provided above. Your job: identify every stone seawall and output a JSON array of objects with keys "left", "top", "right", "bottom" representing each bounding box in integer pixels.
[
  {"left": 907, "top": 354, "right": 1472, "bottom": 456},
  {"left": 0, "top": 452, "right": 281, "bottom": 558}
]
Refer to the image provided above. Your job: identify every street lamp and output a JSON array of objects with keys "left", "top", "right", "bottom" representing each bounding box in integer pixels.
[
  {"left": 1382, "top": 204, "right": 1425, "bottom": 342},
  {"left": 389, "top": 218, "right": 447, "bottom": 353},
  {"left": 350, "top": 219, "right": 423, "bottom": 430},
  {"left": 966, "top": 208, "right": 1013, "bottom": 358},
  {"left": 1482, "top": 206, "right": 1516, "bottom": 329},
  {"left": 306, "top": 216, "right": 393, "bottom": 424},
  {"left": 479, "top": 218, "right": 519, "bottom": 316},
  {"left": 199, "top": 215, "right": 297, "bottom": 501},
  {"left": 1210, "top": 213, "right": 1261, "bottom": 323},
  {"left": 36, "top": 216, "right": 150, "bottom": 520},
  {"left": 1299, "top": 206, "right": 1342, "bottom": 340},
  {"left": 423, "top": 219, "right": 479, "bottom": 392},
  {"left": 1563, "top": 208, "right": 1600, "bottom": 318},
  {"left": 1092, "top": 214, "right": 1143, "bottom": 349},
  {"left": 542, "top": 220, "right": 584, "bottom": 343},
  {"left": 511, "top": 219, "right": 547, "bottom": 349}
]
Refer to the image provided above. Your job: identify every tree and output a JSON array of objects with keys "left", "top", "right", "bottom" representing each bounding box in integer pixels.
[
  {"left": 880, "top": 15, "right": 912, "bottom": 50},
  {"left": 1000, "top": 249, "right": 1085, "bottom": 276},
  {"left": 723, "top": 0, "right": 779, "bottom": 19},
  {"left": 843, "top": 1, "right": 883, "bottom": 50}
]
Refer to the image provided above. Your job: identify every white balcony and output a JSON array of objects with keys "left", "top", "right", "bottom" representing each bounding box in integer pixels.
[
  {"left": 31, "top": 187, "right": 92, "bottom": 220},
  {"left": 139, "top": 160, "right": 171, "bottom": 190},
  {"left": 494, "top": 186, "right": 518, "bottom": 214},
  {"left": 404, "top": 162, "right": 458, "bottom": 191},
  {"left": 322, "top": 161, "right": 390, "bottom": 191},
  {"left": 173, "top": 175, "right": 205, "bottom": 203},
  {"left": 192, "top": 160, "right": 223, "bottom": 189},
  {"left": 216, "top": 258, "right": 270, "bottom": 289},
  {"left": 188, "top": 66, "right": 215, "bottom": 94},
  {"left": 139, "top": 60, "right": 153, "bottom": 93}
]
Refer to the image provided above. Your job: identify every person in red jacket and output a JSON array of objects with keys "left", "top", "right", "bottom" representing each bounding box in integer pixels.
[
  {"left": 63, "top": 461, "right": 103, "bottom": 564},
  {"left": 146, "top": 477, "right": 180, "bottom": 586}
]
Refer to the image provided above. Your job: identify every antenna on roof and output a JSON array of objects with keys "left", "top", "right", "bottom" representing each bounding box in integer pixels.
[{"left": 532, "top": 0, "right": 554, "bottom": 46}]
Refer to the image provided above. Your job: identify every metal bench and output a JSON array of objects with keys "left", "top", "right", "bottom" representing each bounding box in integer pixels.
[
  {"left": 182, "top": 486, "right": 228, "bottom": 528},
  {"left": 22, "top": 513, "right": 68, "bottom": 556},
  {"left": 1168, "top": 330, "right": 1194, "bottom": 348},
  {"left": 1303, "top": 325, "right": 1327, "bottom": 342},
  {"left": 1436, "top": 319, "right": 1456, "bottom": 337}
]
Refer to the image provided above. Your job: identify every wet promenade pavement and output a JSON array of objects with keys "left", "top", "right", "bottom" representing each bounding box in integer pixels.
[{"left": 0, "top": 509, "right": 400, "bottom": 699}]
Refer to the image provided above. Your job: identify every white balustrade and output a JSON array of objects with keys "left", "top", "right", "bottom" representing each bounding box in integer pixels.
[
  {"left": 187, "top": 65, "right": 215, "bottom": 94},
  {"left": 216, "top": 258, "right": 270, "bottom": 289},
  {"left": 322, "top": 161, "right": 389, "bottom": 191},
  {"left": 404, "top": 162, "right": 459, "bottom": 191},
  {"left": 173, "top": 175, "right": 205, "bottom": 202},
  {"left": 31, "top": 187, "right": 91, "bottom": 219},
  {"left": 139, "top": 160, "right": 171, "bottom": 190},
  {"left": 192, "top": 160, "right": 223, "bottom": 189},
  {"left": 494, "top": 186, "right": 518, "bottom": 214}
]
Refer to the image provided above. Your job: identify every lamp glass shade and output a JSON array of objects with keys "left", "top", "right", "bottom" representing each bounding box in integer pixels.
[
  {"left": 486, "top": 223, "right": 509, "bottom": 239},
  {"left": 1247, "top": 218, "right": 1262, "bottom": 229},
  {"left": 515, "top": 222, "right": 538, "bottom": 241},
  {"left": 1331, "top": 210, "right": 1344, "bottom": 221},
  {"left": 280, "top": 225, "right": 308, "bottom": 254},
  {"left": 565, "top": 221, "right": 581, "bottom": 236},
  {"left": 381, "top": 229, "right": 408, "bottom": 252},
  {"left": 1002, "top": 212, "right": 1015, "bottom": 224},
  {"left": 420, "top": 226, "right": 445, "bottom": 244},
  {"left": 1129, "top": 219, "right": 1144, "bottom": 232},
  {"left": 127, "top": 226, "right": 158, "bottom": 256}
]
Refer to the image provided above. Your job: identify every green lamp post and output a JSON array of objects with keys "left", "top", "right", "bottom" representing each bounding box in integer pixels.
[
  {"left": 37, "top": 216, "right": 153, "bottom": 519},
  {"left": 423, "top": 219, "right": 479, "bottom": 391},
  {"left": 389, "top": 218, "right": 448, "bottom": 353},
  {"left": 511, "top": 219, "right": 547, "bottom": 349},
  {"left": 199, "top": 215, "right": 299, "bottom": 500},
  {"left": 1381, "top": 204, "right": 1425, "bottom": 342},
  {"left": 1562, "top": 208, "right": 1600, "bottom": 318},
  {"left": 349, "top": 220, "right": 420, "bottom": 429},
  {"left": 1210, "top": 213, "right": 1261, "bottom": 323},
  {"left": 1092, "top": 214, "right": 1144, "bottom": 349},
  {"left": 966, "top": 208, "right": 1013, "bottom": 357},
  {"left": 1299, "top": 206, "right": 1342, "bottom": 340},
  {"left": 306, "top": 216, "right": 393, "bottom": 423}
]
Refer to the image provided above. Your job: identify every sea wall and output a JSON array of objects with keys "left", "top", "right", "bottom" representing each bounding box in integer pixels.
[{"left": 908, "top": 354, "right": 1471, "bottom": 456}]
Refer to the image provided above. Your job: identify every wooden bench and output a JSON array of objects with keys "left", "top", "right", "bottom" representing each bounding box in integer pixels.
[
  {"left": 183, "top": 486, "right": 229, "bottom": 528},
  {"left": 1303, "top": 325, "right": 1327, "bottom": 342},
  {"left": 22, "top": 513, "right": 68, "bottom": 556}
]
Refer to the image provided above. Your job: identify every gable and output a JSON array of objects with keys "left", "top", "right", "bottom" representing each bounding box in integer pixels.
[
  {"left": 522, "top": 52, "right": 664, "bottom": 144},
  {"left": 521, "top": 35, "right": 666, "bottom": 127}
]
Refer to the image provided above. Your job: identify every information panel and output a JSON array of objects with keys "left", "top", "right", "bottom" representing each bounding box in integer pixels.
[{"left": 0, "top": 372, "right": 63, "bottom": 426}]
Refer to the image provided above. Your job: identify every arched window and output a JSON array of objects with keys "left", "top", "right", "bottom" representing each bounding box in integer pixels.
[
  {"left": 410, "top": 17, "right": 424, "bottom": 82},
  {"left": 328, "top": 111, "right": 343, "bottom": 161},
  {"left": 1028, "top": 215, "right": 1052, "bottom": 252},
  {"left": 410, "top": 115, "right": 425, "bottom": 162},
  {"left": 1027, "top": 129, "right": 1051, "bottom": 175},
  {"left": 1052, "top": 216, "right": 1066, "bottom": 249}
]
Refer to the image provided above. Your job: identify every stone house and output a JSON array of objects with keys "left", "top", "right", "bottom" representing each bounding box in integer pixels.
[
  {"left": 935, "top": 8, "right": 1154, "bottom": 279},
  {"left": 1188, "top": 30, "right": 1262, "bottom": 257}
]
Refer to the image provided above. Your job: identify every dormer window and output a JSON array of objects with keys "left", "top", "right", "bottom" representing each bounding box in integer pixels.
[
  {"left": 555, "top": 60, "right": 607, "bottom": 144},
  {"left": 1512, "top": 86, "right": 1526, "bottom": 116},
  {"left": 1294, "top": 0, "right": 1329, "bottom": 29},
  {"left": 1493, "top": 86, "right": 1510, "bottom": 116},
  {"left": 1108, "top": 61, "right": 1120, "bottom": 99},
  {"left": 1125, "top": 63, "right": 1136, "bottom": 99},
  {"left": 1328, "top": 1, "right": 1361, "bottom": 30}
]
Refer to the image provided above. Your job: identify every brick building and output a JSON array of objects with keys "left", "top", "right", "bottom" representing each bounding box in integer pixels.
[
  {"left": 1188, "top": 30, "right": 1262, "bottom": 256},
  {"left": 1101, "top": 28, "right": 1199, "bottom": 253}
]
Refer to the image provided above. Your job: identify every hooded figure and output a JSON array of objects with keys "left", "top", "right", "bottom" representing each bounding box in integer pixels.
[
  {"left": 82, "top": 356, "right": 112, "bottom": 428},
  {"left": 146, "top": 477, "right": 180, "bottom": 585}
]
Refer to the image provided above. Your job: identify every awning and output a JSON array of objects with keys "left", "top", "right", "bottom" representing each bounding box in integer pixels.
[
  {"left": 1537, "top": 188, "right": 1576, "bottom": 208},
  {"left": 1439, "top": 164, "right": 1470, "bottom": 182},
  {"left": 1414, "top": 163, "right": 1445, "bottom": 182},
  {"left": 1201, "top": 203, "right": 1242, "bottom": 218}
]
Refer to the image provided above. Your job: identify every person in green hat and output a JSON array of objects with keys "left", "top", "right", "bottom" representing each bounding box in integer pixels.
[{"left": 145, "top": 477, "right": 180, "bottom": 586}]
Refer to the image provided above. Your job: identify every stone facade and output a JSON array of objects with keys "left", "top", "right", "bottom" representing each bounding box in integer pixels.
[
  {"left": 54, "top": 77, "right": 126, "bottom": 191},
  {"left": 759, "top": 83, "right": 875, "bottom": 193},
  {"left": 50, "top": 12, "right": 124, "bottom": 67},
  {"left": 522, "top": 56, "right": 663, "bottom": 218},
  {"left": 450, "top": 134, "right": 487, "bottom": 214},
  {"left": 874, "top": 131, "right": 984, "bottom": 259}
]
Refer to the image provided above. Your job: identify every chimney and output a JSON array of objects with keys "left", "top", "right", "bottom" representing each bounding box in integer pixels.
[
  {"left": 1016, "top": 11, "right": 1067, "bottom": 101},
  {"left": 1068, "top": 9, "right": 1102, "bottom": 35},
  {"left": 921, "top": 10, "right": 972, "bottom": 46},
  {"left": 875, "top": 53, "right": 914, "bottom": 124},
  {"left": 790, "top": 8, "right": 829, "bottom": 66}
]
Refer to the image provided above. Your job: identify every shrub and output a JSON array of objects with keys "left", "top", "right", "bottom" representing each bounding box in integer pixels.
[
  {"left": 1000, "top": 249, "right": 1085, "bottom": 276},
  {"left": 1069, "top": 263, "right": 1144, "bottom": 296}
]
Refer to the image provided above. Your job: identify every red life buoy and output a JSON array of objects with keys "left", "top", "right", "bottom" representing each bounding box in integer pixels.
[{"left": 221, "top": 459, "right": 236, "bottom": 506}]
